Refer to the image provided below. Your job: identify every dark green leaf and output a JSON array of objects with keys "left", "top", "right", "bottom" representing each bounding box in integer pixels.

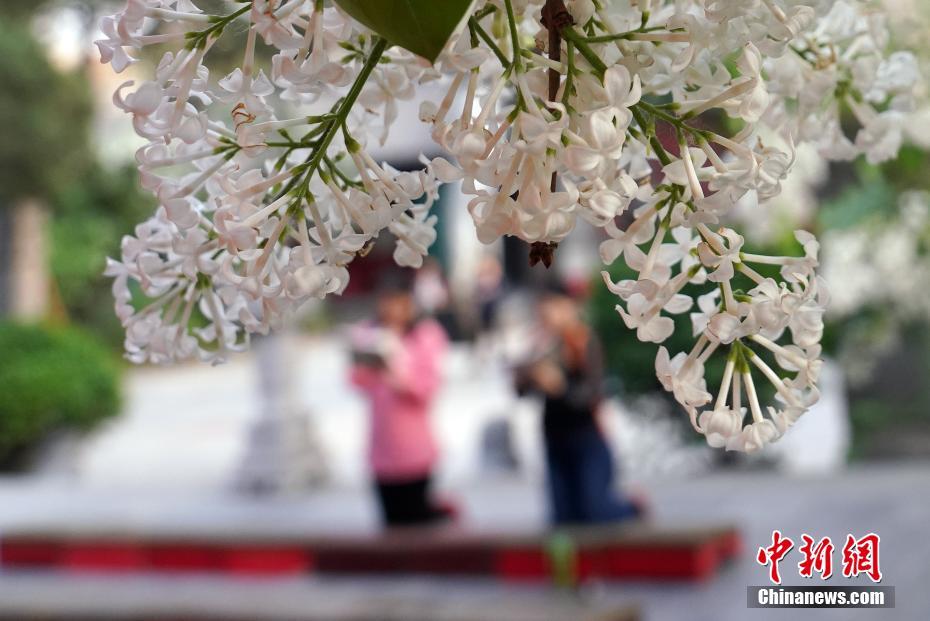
[{"left": 333, "top": 0, "right": 474, "bottom": 62}]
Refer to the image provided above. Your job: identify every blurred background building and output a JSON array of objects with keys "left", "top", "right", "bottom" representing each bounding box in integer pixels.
[{"left": 1, "top": 1, "right": 930, "bottom": 620}]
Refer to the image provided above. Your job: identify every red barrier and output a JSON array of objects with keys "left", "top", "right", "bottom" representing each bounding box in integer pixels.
[
  {"left": 223, "top": 547, "right": 314, "bottom": 574},
  {"left": 61, "top": 542, "right": 149, "bottom": 571},
  {"left": 0, "top": 526, "right": 741, "bottom": 582}
]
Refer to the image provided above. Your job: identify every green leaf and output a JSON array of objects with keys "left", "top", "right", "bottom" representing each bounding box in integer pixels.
[
  {"left": 333, "top": 0, "right": 474, "bottom": 63},
  {"left": 817, "top": 176, "right": 895, "bottom": 231}
]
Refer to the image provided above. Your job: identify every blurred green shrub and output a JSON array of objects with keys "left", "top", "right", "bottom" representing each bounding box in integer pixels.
[{"left": 0, "top": 322, "right": 120, "bottom": 469}]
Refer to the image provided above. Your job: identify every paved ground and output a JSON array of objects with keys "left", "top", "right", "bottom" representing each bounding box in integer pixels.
[
  {"left": 0, "top": 572, "right": 641, "bottom": 621},
  {"left": 4, "top": 336, "right": 926, "bottom": 620},
  {"left": 59, "top": 335, "right": 711, "bottom": 493},
  {"left": 1, "top": 464, "right": 928, "bottom": 620},
  {"left": 67, "top": 336, "right": 531, "bottom": 491}
]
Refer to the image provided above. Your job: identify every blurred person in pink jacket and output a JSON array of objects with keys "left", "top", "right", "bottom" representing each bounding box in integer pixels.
[{"left": 349, "top": 271, "right": 451, "bottom": 526}]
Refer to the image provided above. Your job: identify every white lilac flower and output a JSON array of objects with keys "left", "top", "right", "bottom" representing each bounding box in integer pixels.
[
  {"left": 699, "top": 407, "right": 744, "bottom": 448},
  {"left": 96, "top": 0, "right": 917, "bottom": 450}
]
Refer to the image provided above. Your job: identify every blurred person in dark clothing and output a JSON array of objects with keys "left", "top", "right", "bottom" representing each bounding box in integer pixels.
[
  {"left": 515, "top": 284, "right": 643, "bottom": 525},
  {"left": 475, "top": 254, "right": 504, "bottom": 334}
]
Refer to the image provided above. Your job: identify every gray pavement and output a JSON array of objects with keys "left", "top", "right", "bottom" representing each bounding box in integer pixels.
[
  {"left": 1, "top": 464, "right": 929, "bottom": 620},
  {"left": 66, "top": 336, "right": 708, "bottom": 493},
  {"left": 0, "top": 573, "right": 639, "bottom": 621},
  {"left": 2, "top": 336, "right": 926, "bottom": 620}
]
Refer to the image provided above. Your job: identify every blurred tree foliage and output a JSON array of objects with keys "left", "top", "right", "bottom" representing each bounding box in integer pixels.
[
  {"left": 589, "top": 260, "right": 724, "bottom": 398},
  {"left": 815, "top": 156, "right": 930, "bottom": 457},
  {"left": 51, "top": 165, "right": 155, "bottom": 349},
  {"left": 589, "top": 231, "right": 794, "bottom": 434},
  {"left": 846, "top": 323, "right": 930, "bottom": 458},
  {"left": 0, "top": 7, "right": 156, "bottom": 348},
  {"left": 589, "top": 140, "right": 930, "bottom": 456},
  {"left": 0, "top": 322, "right": 120, "bottom": 470},
  {"left": 0, "top": 14, "right": 92, "bottom": 206}
]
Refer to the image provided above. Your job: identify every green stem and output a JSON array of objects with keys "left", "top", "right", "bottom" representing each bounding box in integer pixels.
[
  {"left": 469, "top": 17, "right": 509, "bottom": 66},
  {"left": 789, "top": 45, "right": 818, "bottom": 67},
  {"left": 324, "top": 156, "right": 362, "bottom": 189},
  {"left": 472, "top": 3, "right": 497, "bottom": 21},
  {"left": 633, "top": 100, "right": 709, "bottom": 145},
  {"left": 631, "top": 105, "right": 672, "bottom": 166},
  {"left": 273, "top": 37, "right": 388, "bottom": 202},
  {"left": 561, "top": 40, "right": 575, "bottom": 109},
  {"left": 503, "top": 0, "right": 523, "bottom": 71},
  {"left": 560, "top": 26, "right": 607, "bottom": 75},
  {"left": 582, "top": 27, "right": 682, "bottom": 43},
  {"left": 649, "top": 131, "right": 673, "bottom": 167},
  {"left": 636, "top": 100, "right": 682, "bottom": 126},
  {"left": 185, "top": 3, "right": 251, "bottom": 49},
  {"left": 301, "top": 36, "right": 386, "bottom": 182}
]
